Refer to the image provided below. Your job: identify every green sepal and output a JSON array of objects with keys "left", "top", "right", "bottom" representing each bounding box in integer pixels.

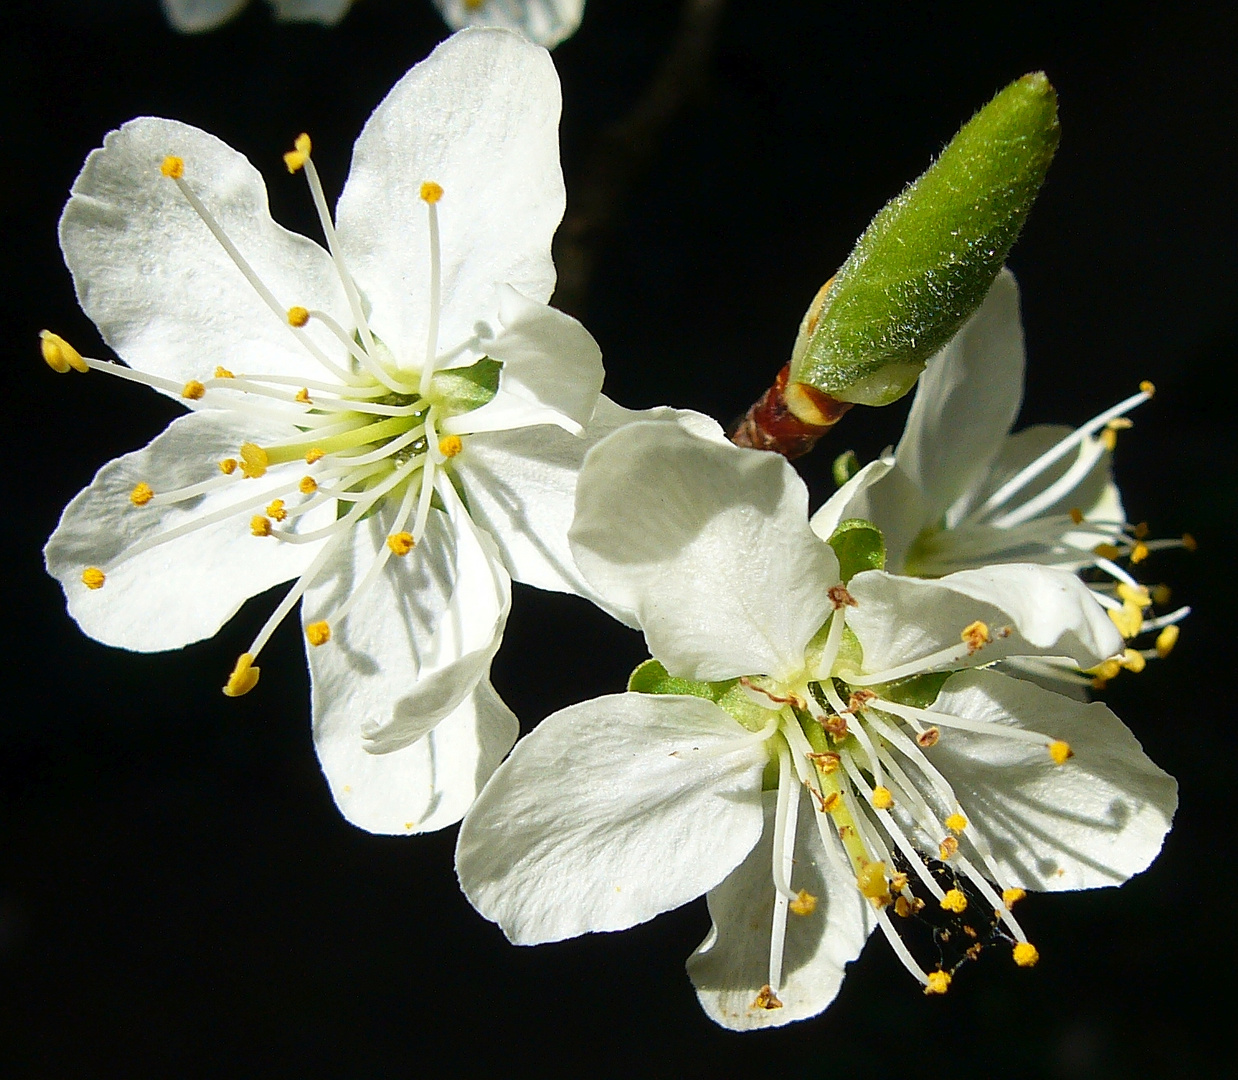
[
  {"left": 433, "top": 357, "right": 501, "bottom": 415},
  {"left": 627, "top": 659, "right": 775, "bottom": 733},
  {"left": 827, "top": 518, "right": 886, "bottom": 582},
  {"left": 790, "top": 72, "right": 1059, "bottom": 406},
  {"left": 865, "top": 670, "right": 951, "bottom": 710},
  {"left": 832, "top": 449, "right": 860, "bottom": 487}
]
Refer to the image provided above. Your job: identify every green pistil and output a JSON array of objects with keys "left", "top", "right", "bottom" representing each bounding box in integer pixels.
[{"left": 265, "top": 413, "right": 423, "bottom": 466}]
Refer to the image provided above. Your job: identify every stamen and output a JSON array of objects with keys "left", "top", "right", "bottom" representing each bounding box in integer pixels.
[
  {"left": 438, "top": 435, "right": 463, "bottom": 459},
  {"left": 219, "top": 459, "right": 238, "bottom": 475},
  {"left": 418, "top": 182, "right": 444, "bottom": 398},
  {"left": 239, "top": 443, "right": 269, "bottom": 479},
  {"left": 81, "top": 567, "right": 105, "bottom": 590},
  {"left": 250, "top": 516, "right": 272, "bottom": 537},
  {"left": 387, "top": 531, "right": 415, "bottom": 556},
  {"left": 945, "top": 813, "right": 968, "bottom": 833},
  {"left": 305, "top": 620, "right": 331, "bottom": 647},
  {"left": 266, "top": 499, "right": 287, "bottom": 522},
  {"left": 1048, "top": 740, "right": 1073, "bottom": 764},
  {"left": 40, "top": 330, "right": 89, "bottom": 373},
  {"left": 299, "top": 476, "right": 318, "bottom": 494},
  {"left": 130, "top": 482, "right": 154, "bottom": 506},
  {"left": 1003, "top": 888, "right": 1026, "bottom": 908},
  {"left": 840, "top": 634, "right": 981, "bottom": 685},
  {"left": 924, "top": 970, "right": 951, "bottom": 995},
  {"left": 1156, "top": 624, "right": 1180, "bottom": 657},
  {"left": 222, "top": 652, "right": 259, "bottom": 697},
  {"left": 1013, "top": 942, "right": 1040, "bottom": 967},
  {"left": 789, "top": 890, "right": 817, "bottom": 916},
  {"left": 182, "top": 380, "right": 206, "bottom": 400},
  {"left": 940, "top": 888, "right": 968, "bottom": 913},
  {"left": 283, "top": 133, "right": 312, "bottom": 174}
]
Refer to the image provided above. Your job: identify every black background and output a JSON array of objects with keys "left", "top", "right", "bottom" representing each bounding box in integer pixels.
[{"left": 4, "top": 1, "right": 1234, "bottom": 1075}]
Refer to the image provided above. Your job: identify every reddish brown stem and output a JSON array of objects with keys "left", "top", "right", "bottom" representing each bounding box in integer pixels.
[{"left": 728, "top": 364, "right": 852, "bottom": 460}]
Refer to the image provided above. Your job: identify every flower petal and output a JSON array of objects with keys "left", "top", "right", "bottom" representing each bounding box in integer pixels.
[
  {"left": 456, "top": 693, "right": 768, "bottom": 944},
  {"left": 920, "top": 669, "right": 1177, "bottom": 890},
  {"left": 336, "top": 29, "right": 564, "bottom": 367},
  {"left": 314, "top": 677, "right": 518, "bottom": 836},
  {"left": 60, "top": 117, "right": 347, "bottom": 394},
  {"left": 846, "top": 564, "right": 1123, "bottom": 676},
  {"left": 687, "top": 790, "right": 875, "bottom": 1030},
  {"left": 445, "top": 286, "right": 602, "bottom": 436},
  {"left": 569, "top": 421, "right": 841, "bottom": 682},
  {"left": 432, "top": 0, "right": 586, "bottom": 49},
  {"left": 161, "top": 0, "right": 249, "bottom": 33},
  {"left": 44, "top": 410, "right": 331, "bottom": 651},
  {"left": 269, "top": 0, "right": 353, "bottom": 24},
  {"left": 305, "top": 479, "right": 511, "bottom": 758}
]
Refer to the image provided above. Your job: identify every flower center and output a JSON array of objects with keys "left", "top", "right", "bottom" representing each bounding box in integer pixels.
[{"left": 45, "top": 134, "right": 497, "bottom": 698}]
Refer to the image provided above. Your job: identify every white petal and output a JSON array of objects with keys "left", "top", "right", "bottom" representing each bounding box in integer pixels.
[
  {"left": 456, "top": 397, "right": 697, "bottom": 618},
  {"left": 433, "top": 0, "right": 585, "bottom": 49},
  {"left": 269, "top": 0, "right": 353, "bottom": 23},
  {"left": 688, "top": 791, "right": 875, "bottom": 1030},
  {"left": 161, "top": 0, "right": 249, "bottom": 32},
  {"left": 456, "top": 693, "right": 768, "bottom": 944},
  {"left": 314, "top": 678, "right": 518, "bottom": 836},
  {"left": 304, "top": 478, "right": 510, "bottom": 757},
  {"left": 336, "top": 29, "right": 564, "bottom": 367},
  {"left": 569, "top": 421, "right": 841, "bottom": 682},
  {"left": 60, "top": 117, "right": 348, "bottom": 394},
  {"left": 894, "top": 268, "right": 1025, "bottom": 522},
  {"left": 922, "top": 669, "right": 1177, "bottom": 890},
  {"left": 846, "top": 564, "right": 1124, "bottom": 676},
  {"left": 44, "top": 411, "right": 332, "bottom": 652},
  {"left": 449, "top": 286, "right": 602, "bottom": 436}
]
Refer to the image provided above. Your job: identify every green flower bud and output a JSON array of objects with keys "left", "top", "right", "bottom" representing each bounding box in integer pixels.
[{"left": 790, "top": 72, "right": 1060, "bottom": 406}]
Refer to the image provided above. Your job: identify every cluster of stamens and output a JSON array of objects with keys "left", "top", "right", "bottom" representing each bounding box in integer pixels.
[{"left": 43, "top": 134, "right": 479, "bottom": 698}]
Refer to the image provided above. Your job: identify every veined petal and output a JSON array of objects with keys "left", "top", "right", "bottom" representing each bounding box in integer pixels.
[
  {"left": 916, "top": 670, "right": 1177, "bottom": 890},
  {"left": 44, "top": 411, "right": 331, "bottom": 651},
  {"left": 269, "top": 0, "right": 353, "bottom": 24},
  {"left": 570, "top": 421, "right": 841, "bottom": 682},
  {"left": 688, "top": 791, "right": 875, "bottom": 1031},
  {"left": 336, "top": 29, "right": 564, "bottom": 366},
  {"left": 161, "top": 0, "right": 249, "bottom": 33},
  {"left": 846, "top": 564, "right": 1123, "bottom": 675},
  {"left": 60, "top": 117, "right": 347, "bottom": 394},
  {"left": 457, "top": 397, "right": 702, "bottom": 619},
  {"left": 452, "top": 285, "right": 602, "bottom": 436},
  {"left": 314, "top": 677, "right": 518, "bottom": 836},
  {"left": 456, "top": 693, "right": 768, "bottom": 945},
  {"left": 894, "top": 268, "right": 1025, "bottom": 523},
  {"left": 432, "top": 0, "right": 586, "bottom": 49},
  {"left": 306, "top": 479, "right": 511, "bottom": 757}
]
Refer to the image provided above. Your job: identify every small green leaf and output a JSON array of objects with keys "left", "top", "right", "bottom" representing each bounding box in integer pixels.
[
  {"left": 827, "top": 518, "right": 886, "bottom": 582},
  {"left": 790, "top": 72, "right": 1059, "bottom": 406}
]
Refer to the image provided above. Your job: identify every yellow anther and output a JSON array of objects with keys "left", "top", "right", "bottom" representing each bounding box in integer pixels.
[
  {"left": 940, "top": 888, "right": 968, "bottom": 914},
  {"left": 1013, "top": 942, "right": 1040, "bottom": 968},
  {"left": 894, "top": 896, "right": 913, "bottom": 918},
  {"left": 1133, "top": 521, "right": 1150, "bottom": 539},
  {"left": 128, "top": 481, "right": 154, "bottom": 506},
  {"left": 81, "top": 567, "right": 105, "bottom": 590},
  {"left": 438, "top": 434, "right": 463, "bottom": 458},
  {"left": 1107, "top": 417, "right": 1134, "bottom": 431},
  {"left": 1155, "top": 624, "right": 1180, "bottom": 658},
  {"left": 223, "top": 653, "right": 260, "bottom": 697},
  {"left": 1139, "top": 379, "right": 1155, "bottom": 396},
  {"left": 1088, "top": 657, "right": 1122, "bottom": 683},
  {"left": 305, "top": 448, "right": 325, "bottom": 464},
  {"left": 161, "top": 155, "right": 185, "bottom": 179},
  {"left": 961, "top": 620, "right": 990, "bottom": 654},
  {"left": 1048, "top": 740, "right": 1073, "bottom": 765},
  {"left": 214, "top": 366, "right": 235, "bottom": 379},
  {"left": 789, "top": 889, "right": 817, "bottom": 916},
  {"left": 808, "top": 750, "right": 841, "bottom": 774},
  {"left": 287, "top": 306, "right": 310, "bottom": 327},
  {"left": 871, "top": 786, "right": 894, "bottom": 810},
  {"left": 1069, "top": 507, "right": 1084, "bottom": 525},
  {"left": 1101, "top": 428, "right": 1118, "bottom": 451},
  {"left": 889, "top": 872, "right": 908, "bottom": 894},
  {"left": 1130, "top": 542, "right": 1149, "bottom": 564},
  {"left": 182, "top": 379, "right": 206, "bottom": 400},
  {"left": 283, "top": 134, "right": 311, "bottom": 173},
  {"left": 305, "top": 621, "right": 331, "bottom": 647},
  {"left": 1119, "top": 647, "right": 1147, "bottom": 673},
  {"left": 40, "top": 330, "right": 89, "bottom": 374},
  {"left": 1117, "top": 582, "right": 1152, "bottom": 607},
  {"left": 916, "top": 727, "right": 941, "bottom": 748},
  {"left": 420, "top": 180, "right": 444, "bottom": 204},
  {"left": 1002, "top": 887, "right": 1026, "bottom": 908},
  {"left": 219, "top": 458, "right": 238, "bottom": 475},
  {"left": 1108, "top": 603, "right": 1144, "bottom": 639},
  {"left": 939, "top": 835, "right": 960, "bottom": 860},
  {"left": 924, "top": 970, "right": 951, "bottom": 995},
  {"left": 464, "top": 0, "right": 486, "bottom": 8},
  {"left": 1093, "top": 543, "right": 1121, "bottom": 560},
  {"left": 1182, "top": 533, "right": 1197, "bottom": 552},
  {"left": 856, "top": 861, "right": 888, "bottom": 901},
  {"left": 753, "top": 985, "right": 783, "bottom": 1010},
  {"left": 250, "top": 515, "right": 272, "bottom": 537},
  {"left": 239, "top": 442, "right": 269, "bottom": 478},
  {"left": 295, "top": 387, "right": 312, "bottom": 404},
  {"left": 945, "top": 813, "right": 968, "bottom": 834},
  {"left": 386, "top": 531, "right": 415, "bottom": 556},
  {"left": 821, "top": 791, "right": 841, "bottom": 813},
  {"left": 299, "top": 476, "right": 318, "bottom": 494},
  {"left": 266, "top": 499, "right": 287, "bottom": 522}
]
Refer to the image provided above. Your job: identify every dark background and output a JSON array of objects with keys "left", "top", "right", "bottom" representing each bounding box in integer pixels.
[{"left": 4, "top": 0, "right": 1233, "bottom": 1075}]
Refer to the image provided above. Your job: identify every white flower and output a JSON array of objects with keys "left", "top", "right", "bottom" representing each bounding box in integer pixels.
[
  {"left": 162, "top": 0, "right": 352, "bottom": 33},
  {"left": 812, "top": 268, "right": 1191, "bottom": 690},
  {"left": 42, "top": 29, "right": 625, "bottom": 836},
  {"left": 456, "top": 420, "right": 1176, "bottom": 1030},
  {"left": 434, "top": 0, "right": 584, "bottom": 48}
]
